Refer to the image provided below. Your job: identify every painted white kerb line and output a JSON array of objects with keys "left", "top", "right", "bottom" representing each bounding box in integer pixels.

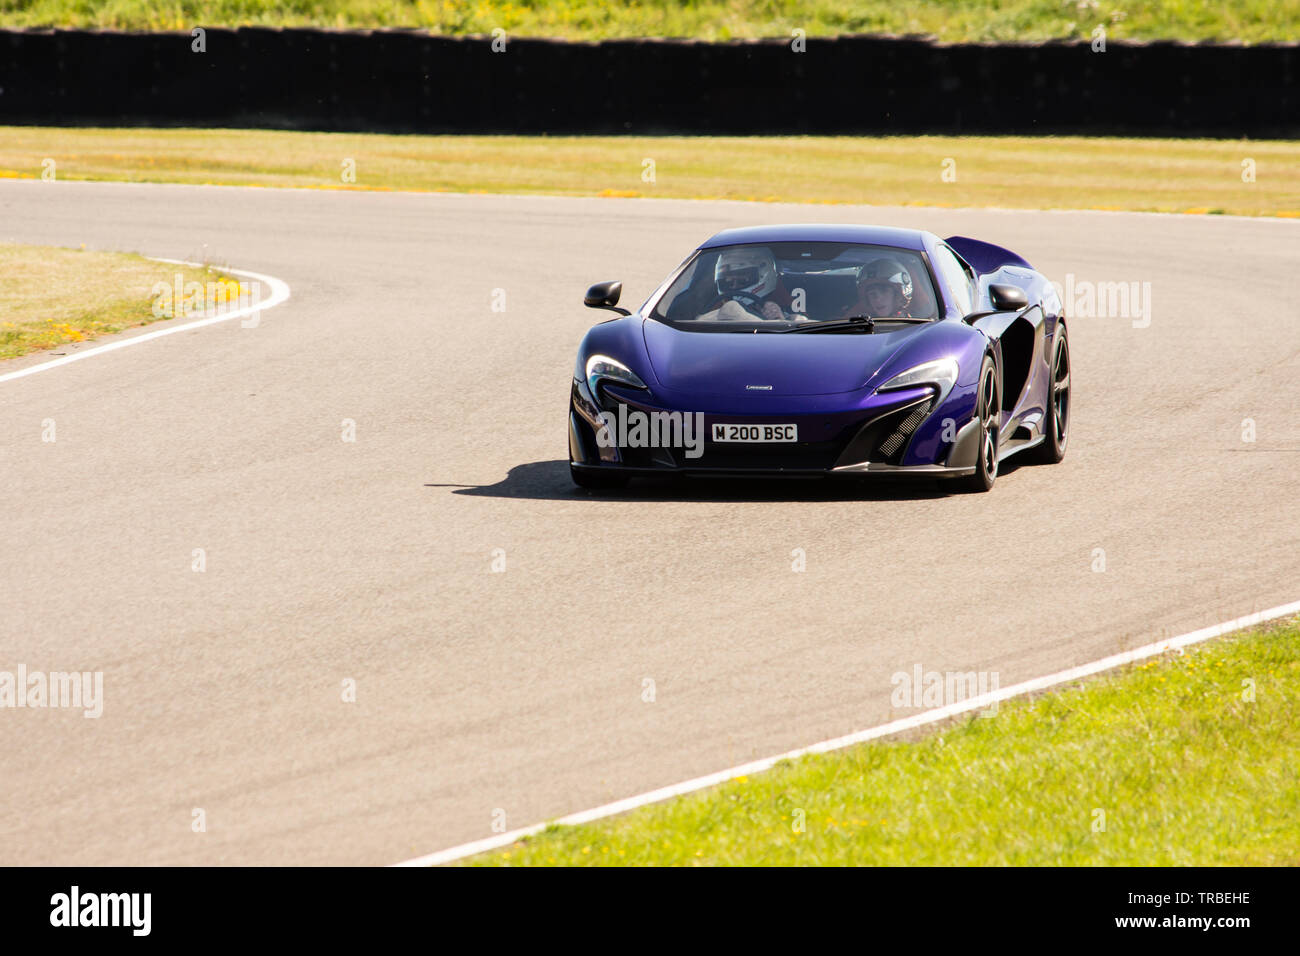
[
  {"left": 0, "top": 258, "right": 291, "bottom": 385},
  {"left": 394, "top": 597, "right": 1300, "bottom": 867}
]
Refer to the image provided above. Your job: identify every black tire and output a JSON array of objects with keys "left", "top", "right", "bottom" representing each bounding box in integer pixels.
[
  {"left": 570, "top": 463, "right": 630, "bottom": 491},
  {"left": 1031, "top": 324, "right": 1070, "bottom": 464},
  {"left": 959, "top": 355, "right": 999, "bottom": 493}
]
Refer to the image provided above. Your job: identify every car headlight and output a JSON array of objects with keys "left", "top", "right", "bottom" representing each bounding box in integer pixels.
[
  {"left": 584, "top": 354, "right": 648, "bottom": 397},
  {"left": 878, "top": 358, "right": 960, "bottom": 407}
]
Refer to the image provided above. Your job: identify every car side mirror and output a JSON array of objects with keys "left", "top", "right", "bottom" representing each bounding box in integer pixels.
[
  {"left": 585, "top": 280, "right": 630, "bottom": 316},
  {"left": 988, "top": 283, "right": 1028, "bottom": 312}
]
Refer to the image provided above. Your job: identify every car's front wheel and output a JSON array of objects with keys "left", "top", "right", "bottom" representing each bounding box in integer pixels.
[{"left": 960, "top": 355, "right": 999, "bottom": 493}]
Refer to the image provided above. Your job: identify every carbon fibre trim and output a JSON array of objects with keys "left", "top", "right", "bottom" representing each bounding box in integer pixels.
[{"left": 829, "top": 462, "right": 977, "bottom": 476}]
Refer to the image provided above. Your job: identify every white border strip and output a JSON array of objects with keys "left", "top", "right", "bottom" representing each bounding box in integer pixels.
[
  {"left": 0, "top": 258, "right": 291, "bottom": 385},
  {"left": 394, "top": 598, "right": 1300, "bottom": 867}
]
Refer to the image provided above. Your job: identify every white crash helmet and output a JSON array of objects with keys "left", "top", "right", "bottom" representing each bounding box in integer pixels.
[
  {"left": 860, "top": 257, "right": 914, "bottom": 308},
  {"left": 715, "top": 246, "right": 778, "bottom": 298}
]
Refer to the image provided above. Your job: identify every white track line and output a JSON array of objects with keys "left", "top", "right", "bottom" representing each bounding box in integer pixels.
[
  {"left": 394, "top": 598, "right": 1300, "bottom": 867},
  {"left": 0, "top": 259, "right": 290, "bottom": 385}
]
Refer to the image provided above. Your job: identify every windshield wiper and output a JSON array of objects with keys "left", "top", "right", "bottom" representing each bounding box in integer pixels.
[
  {"left": 781, "top": 315, "right": 930, "bottom": 333},
  {"left": 782, "top": 316, "right": 874, "bottom": 334}
]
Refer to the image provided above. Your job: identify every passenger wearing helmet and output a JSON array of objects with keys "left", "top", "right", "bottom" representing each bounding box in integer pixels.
[
  {"left": 844, "top": 258, "right": 917, "bottom": 319},
  {"left": 704, "top": 246, "right": 793, "bottom": 321}
]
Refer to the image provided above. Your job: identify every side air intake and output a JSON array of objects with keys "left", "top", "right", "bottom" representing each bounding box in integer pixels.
[{"left": 876, "top": 400, "right": 933, "bottom": 460}]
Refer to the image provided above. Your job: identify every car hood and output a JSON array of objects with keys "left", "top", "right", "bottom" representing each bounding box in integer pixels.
[{"left": 641, "top": 318, "right": 924, "bottom": 397}]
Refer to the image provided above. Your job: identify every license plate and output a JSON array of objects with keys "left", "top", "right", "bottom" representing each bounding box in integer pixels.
[{"left": 711, "top": 423, "right": 798, "bottom": 443}]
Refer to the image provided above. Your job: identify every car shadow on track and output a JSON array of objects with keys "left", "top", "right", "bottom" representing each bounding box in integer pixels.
[{"left": 426, "top": 460, "right": 978, "bottom": 502}]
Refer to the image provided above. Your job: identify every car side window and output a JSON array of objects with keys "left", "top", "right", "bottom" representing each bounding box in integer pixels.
[
  {"left": 653, "top": 256, "right": 699, "bottom": 318},
  {"left": 932, "top": 245, "right": 976, "bottom": 316}
]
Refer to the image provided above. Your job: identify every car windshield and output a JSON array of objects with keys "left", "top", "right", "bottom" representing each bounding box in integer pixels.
[{"left": 650, "top": 241, "right": 940, "bottom": 331}]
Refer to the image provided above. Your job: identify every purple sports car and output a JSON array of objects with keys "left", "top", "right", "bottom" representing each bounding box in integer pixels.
[{"left": 569, "top": 224, "right": 1069, "bottom": 493}]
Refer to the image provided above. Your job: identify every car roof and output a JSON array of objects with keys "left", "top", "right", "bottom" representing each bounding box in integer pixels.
[{"left": 698, "top": 224, "right": 932, "bottom": 251}]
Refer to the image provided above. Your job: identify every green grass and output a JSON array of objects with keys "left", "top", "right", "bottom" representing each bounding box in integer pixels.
[
  {"left": 0, "top": 243, "right": 240, "bottom": 359},
  {"left": 0, "top": 0, "right": 1296, "bottom": 44},
  {"left": 467, "top": 619, "right": 1300, "bottom": 865},
  {"left": 4, "top": 128, "right": 1299, "bottom": 217}
]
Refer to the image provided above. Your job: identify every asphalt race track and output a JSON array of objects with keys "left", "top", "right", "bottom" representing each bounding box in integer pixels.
[{"left": 2, "top": 181, "right": 1297, "bottom": 865}]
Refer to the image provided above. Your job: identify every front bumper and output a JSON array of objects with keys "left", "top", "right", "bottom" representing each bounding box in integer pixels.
[
  {"left": 569, "top": 377, "right": 981, "bottom": 478},
  {"left": 568, "top": 459, "right": 976, "bottom": 479}
]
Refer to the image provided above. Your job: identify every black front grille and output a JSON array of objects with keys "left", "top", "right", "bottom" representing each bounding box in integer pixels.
[{"left": 677, "top": 438, "right": 845, "bottom": 471}]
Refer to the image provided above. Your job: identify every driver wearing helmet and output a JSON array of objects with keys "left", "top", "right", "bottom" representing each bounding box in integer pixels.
[
  {"left": 844, "top": 258, "right": 917, "bottom": 319},
  {"left": 706, "top": 246, "right": 793, "bottom": 321}
]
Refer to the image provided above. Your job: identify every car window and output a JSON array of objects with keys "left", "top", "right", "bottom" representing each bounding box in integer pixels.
[
  {"left": 650, "top": 242, "right": 939, "bottom": 330},
  {"left": 652, "top": 256, "right": 698, "bottom": 319},
  {"left": 932, "top": 245, "right": 977, "bottom": 316}
]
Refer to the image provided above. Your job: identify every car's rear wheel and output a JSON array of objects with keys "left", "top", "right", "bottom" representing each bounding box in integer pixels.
[
  {"left": 1032, "top": 324, "right": 1070, "bottom": 464},
  {"left": 960, "top": 356, "right": 999, "bottom": 493},
  {"left": 570, "top": 464, "right": 630, "bottom": 491}
]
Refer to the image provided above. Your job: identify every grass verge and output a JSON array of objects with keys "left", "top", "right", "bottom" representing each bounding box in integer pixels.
[
  {"left": 0, "top": 243, "right": 239, "bottom": 360},
  {"left": 467, "top": 618, "right": 1300, "bottom": 865},
  {"left": 2, "top": 0, "right": 1296, "bottom": 44},
  {"left": 3, "top": 129, "right": 1297, "bottom": 217}
]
